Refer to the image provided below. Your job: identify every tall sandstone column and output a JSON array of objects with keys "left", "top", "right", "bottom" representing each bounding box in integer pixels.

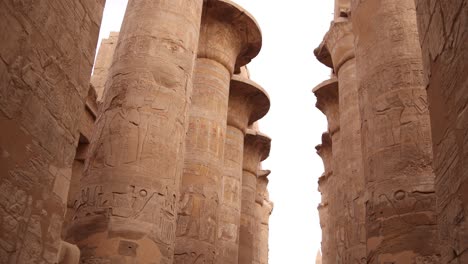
[
  {"left": 239, "top": 130, "right": 271, "bottom": 264},
  {"left": 90, "top": 32, "right": 119, "bottom": 102},
  {"left": 324, "top": 20, "right": 366, "bottom": 263},
  {"left": 315, "top": 133, "right": 333, "bottom": 264},
  {"left": 66, "top": 0, "right": 203, "bottom": 262},
  {"left": 415, "top": 1, "right": 468, "bottom": 263},
  {"left": 0, "top": 0, "right": 104, "bottom": 262},
  {"left": 254, "top": 170, "right": 273, "bottom": 264},
  {"left": 175, "top": 1, "right": 261, "bottom": 263},
  {"left": 313, "top": 77, "right": 340, "bottom": 264},
  {"left": 217, "top": 75, "right": 269, "bottom": 263},
  {"left": 351, "top": 0, "right": 439, "bottom": 262}
]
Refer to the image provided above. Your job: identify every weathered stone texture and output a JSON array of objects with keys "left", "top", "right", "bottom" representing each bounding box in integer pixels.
[
  {"left": 63, "top": 85, "right": 98, "bottom": 236},
  {"left": 254, "top": 170, "right": 273, "bottom": 264},
  {"left": 352, "top": 0, "right": 439, "bottom": 262},
  {"left": 175, "top": 1, "right": 261, "bottom": 263},
  {"left": 91, "top": 32, "right": 119, "bottom": 101},
  {"left": 313, "top": 78, "right": 340, "bottom": 264},
  {"left": 416, "top": 1, "right": 468, "bottom": 263},
  {"left": 239, "top": 130, "right": 271, "bottom": 264},
  {"left": 66, "top": 0, "right": 203, "bottom": 262},
  {"left": 324, "top": 20, "right": 366, "bottom": 263},
  {"left": 217, "top": 73, "right": 269, "bottom": 264},
  {"left": 316, "top": 133, "right": 332, "bottom": 264},
  {"left": 0, "top": 0, "right": 105, "bottom": 262}
]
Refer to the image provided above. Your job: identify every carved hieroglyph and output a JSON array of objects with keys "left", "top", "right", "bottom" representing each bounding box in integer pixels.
[
  {"left": 0, "top": 0, "right": 104, "bottom": 262},
  {"left": 90, "top": 32, "right": 119, "bottom": 101},
  {"left": 352, "top": 0, "right": 439, "bottom": 262},
  {"left": 66, "top": 0, "right": 204, "bottom": 262},
  {"left": 174, "top": 1, "right": 261, "bottom": 263},
  {"left": 415, "top": 1, "right": 468, "bottom": 263},
  {"left": 318, "top": 20, "right": 366, "bottom": 263},
  {"left": 217, "top": 74, "right": 269, "bottom": 264},
  {"left": 239, "top": 130, "right": 271, "bottom": 264}
]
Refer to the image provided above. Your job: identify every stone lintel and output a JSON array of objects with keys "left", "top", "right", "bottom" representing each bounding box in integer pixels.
[
  {"left": 228, "top": 75, "right": 270, "bottom": 132},
  {"left": 313, "top": 79, "right": 340, "bottom": 135},
  {"left": 243, "top": 129, "right": 271, "bottom": 175},
  {"left": 199, "top": 0, "right": 262, "bottom": 74},
  {"left": 324, "top": 21, "right": 355, "bottom": 73}
]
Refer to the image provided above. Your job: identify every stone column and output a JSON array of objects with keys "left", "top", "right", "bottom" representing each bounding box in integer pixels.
[
  {"left": 415, "top": 2, "right": 468, "bottom": 262},
  {"left": 0, "top": 0, "right": 104, "bottom": 262},
  {"left": 90, "top": 32, "right": 119, "bottom": 101},
  {"left": 324, "top": 21, "right": 366, "bottom": 263},
  {"left": 313, "top": 78, "right": 340, "bottom": 264},
  {"left": 239, "top": 130, "right": 271, "bottom": 264},
  {"left": 66, "top": 0, "right": 204, "bottom": 262},
  {"left": 351, "top": 0, "right": 439, "bottom": 262},
  {"left": 315, "top": 132, "right": 332, "bottom": 264},
  {"left": 254, "top": 169, "right": 272, "bottom": 264},
  {"left": 217, "top": 75, "right": 269, "bottom": 263},
  {"left": 175, "top": 1, "right": 262, "bottom": 263}
]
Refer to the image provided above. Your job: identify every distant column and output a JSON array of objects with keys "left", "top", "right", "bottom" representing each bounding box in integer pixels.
[
  {"left": 66, "top": 0, "right": 204, "bottom": 262},
  {"left": 174, "top": 1, "right": 262, "bottom": 263},
  {"left": 352, "top": 0, "right": 439, "bottom": 262},
  {"left": 315, "top": 132, "right": 332, "bottom": 264},
  {"left": 254, "top": 169, "right": 273, "bottom": 264},
  {"left": 239, "top": 130, "right": 271, "bottom": 264},
  {"left": 324, "top": 21, "right": 366, "bottom": 262},
  {"left": 313, "top": 77, "right": 339, "bottom": 264},
  {"left": 90, "top": 32, "right": 119, "bottom": 101},
  {"left": 217, "top": 75, "right": 269, "bottom": 263}
]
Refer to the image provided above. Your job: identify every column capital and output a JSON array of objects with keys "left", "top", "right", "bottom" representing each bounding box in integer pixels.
[
  {"left": 228, "top": 75, "right": 270, "bottom": 132},
  {"left": 198, "top": 0, "right": 262, "bottom": 74},
  {"left": 315, "top": 132, "right": 333, "bottom": 175},
  {"left": 313, "top": 78, "right": 340, "bottom": 135},
  {"left": 255, "top": 169, "right": 271, "bottom": 205},
  {"left": 314, "top": 31, "right": 334, "bottom": 69},
  {"left": 243, "top": 130, "right": 271, "bottom": 175},
  {"left": 324, "top": 21, "right": 355, "bottom": 73}
]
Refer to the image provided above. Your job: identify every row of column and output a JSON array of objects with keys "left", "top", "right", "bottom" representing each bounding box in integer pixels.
[
  {"left": 64, "top": 0, "right": 272, "bottom": 263},
  {"left": 313, "top": 0, "right": 439, "bottom": 263}
]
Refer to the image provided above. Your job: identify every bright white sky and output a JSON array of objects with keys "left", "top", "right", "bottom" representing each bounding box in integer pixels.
[{"left": 98, "top": 1, "right": 333, "bottom": 263}]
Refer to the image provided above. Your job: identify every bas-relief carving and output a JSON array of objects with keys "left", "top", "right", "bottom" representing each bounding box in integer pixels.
[
  {"left": 72, "top": 184, "right": 177, "bottom": 245},
  {"left": 174, "top": 250, "right": 215, "bottom": 264},
  {"left": 88, "top": 69, "right": 186, "bottom": 166},
  {"left": 177, "top": 190, "right": 218, "bottom": 244},
  {"left": 222, "top": 177, "right": 240, "bottom": 208}
]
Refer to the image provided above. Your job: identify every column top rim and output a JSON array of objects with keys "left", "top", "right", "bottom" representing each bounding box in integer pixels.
[
  {"left": 245, "top": 129, "right": 271, "bottom": 162},
  {"left": 230, "top": 74, "right": 270, "bottom": 124},
  {"left": 204, "top": 0, "right": 262, "bottom": 70}
]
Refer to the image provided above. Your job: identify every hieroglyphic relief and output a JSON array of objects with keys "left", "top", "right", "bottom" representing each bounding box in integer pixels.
[
  {"left": 177, "top": 189, "right": 218, "bottom": 244},
  {"left": 72, "top": 183, "right": 177, "bottom": 245},
  {"left": 88, "top": 71, "right": 185, "bottom": 180}
]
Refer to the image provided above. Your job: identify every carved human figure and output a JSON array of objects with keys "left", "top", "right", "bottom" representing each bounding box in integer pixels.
[
  {"left": 175, "top": 1, "right": 262, "bottom": 263},
  {"left": 65, "top": 0, "right": 204, "bottom": 262}
]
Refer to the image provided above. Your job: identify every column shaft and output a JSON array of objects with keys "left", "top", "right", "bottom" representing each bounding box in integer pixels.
[
  {"left": 175, "top": 2, "right": 262, "bottom": 262},
  {"left": 352, "top": 0, "right": 439, "bottom": 262},
  {"left": 336, "top": 57, "right": 366, "bottom": 262},
  {"left": 239, "top": 170, "right": 257, "bottom": 264},
  {"left": 217, "top": 125, "right": 244, "bottom": 264},
  {"left": 67, "top": 0, "right": 203, "bottom": 262},
  {"left": 175, "top": 58, "right": 230, "bottom": 263}
]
